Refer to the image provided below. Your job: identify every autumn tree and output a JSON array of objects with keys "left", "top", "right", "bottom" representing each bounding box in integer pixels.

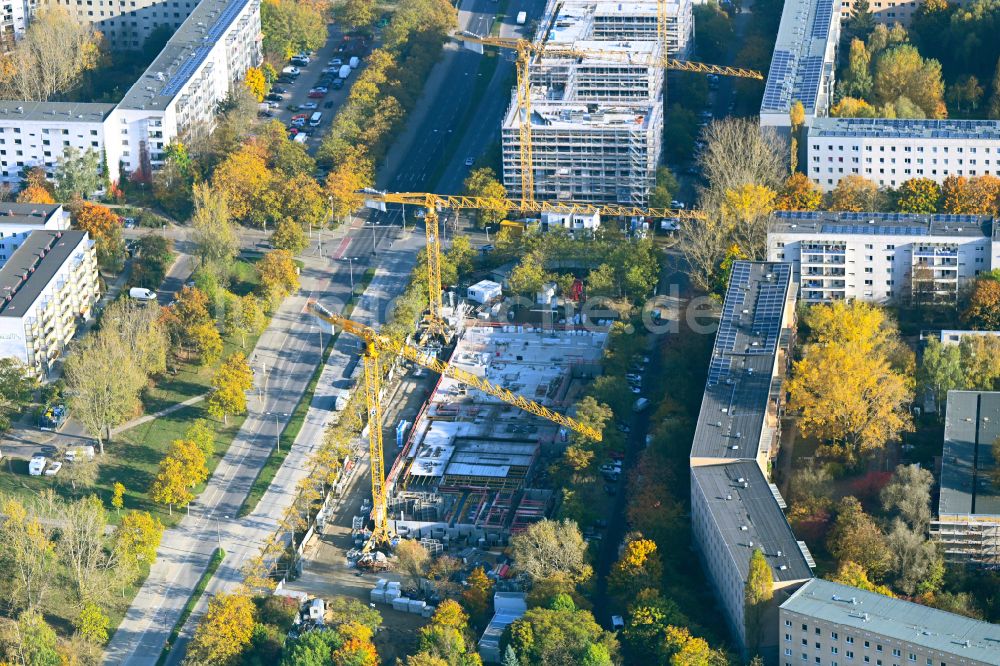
[
  {"left": 260, "top": 0, "right": 326, "bottom": 61},
  {"left": 75, "top": 602, "right": 109, "bottom": 644},
  {"left": 946, "top": 75, "right": 983, "bottom": 113},
  {"left": 827, "top": 496, "right": 892, "bottom": 580},
  {"left": 872, "top": 44, "right": 946, "bottom": 118},
  {"left": 112, "top": 510, "right": 164, "bottom": 594},
  {"left": 962, "top": 274, "right": 1000, "bottom": 329},
  {"left": 830, "top": 561, "right": 894, "bottom": 597},
  {"left": 111, "top": 482, "right": 126, "bottom": 514},
  {"left": 325, "top": 148, "right": 374, "bottom": 221},
  {"left": 0, "top": 8, "right": 102, "bottom": 101},
  {"left": 244, "top": 66, "right": 267, "bottom": 102},
  {"left": 271, "top": 217, "right": 308, "bottom": 254},
  {"left": 507, "top": 604, "right": 618, "bottom": 666},
  {"left": 461, "top": 567, "right": 494, "bottom": 628},
  {"left": 394, "top": 539, "right": 430, "bottom": 589},
  {"left": 886, "top": 520, "right": 944, "bottom": 596},
  {"left": 185, "top": 593, "right": 256, "bottom": 666},
  {"left": 208, "top": 353, "right": 254, "bottom": 424},
  {"left": 212, "top": 143, "right": 274, "bottom": 228},
  {"left": 839, "top": 39, "right": 873, "bottom": 99},
  {"left": 190, "top": 181, "right": 239, "bottom": 276},
  {"left": 744, "top": 548, "right": 774, "bottom": 652},
  {"left": 787, "top": 300, "right": 913, "bottom": 462},
  {"left": 225, "top": 293, "right": 267, "bottom": 348},
  {"left": 776, "top": 173, "right": 822, "bottom": 210},
  {"left": 16, "top": 184, "right": 55, "bottom": 204},
  {"left": 150, "top": 439, "right": 208, "bottom": 514},
  {"left": 463, "top": 167, "right": 508, "bottom": 227},
  {"left": 608, "top": 534, "right": 662, "bottom": 601},
  {"left": 959, "top": 334, "right": 1000, "bottom": 391},
  {"left": 829, "top": 174, "right": 883, "bottom": 211},
  {"left": 720, "top": 183, "right": 777, "bottom": 258},
  {"left": 257, "top": 249, "right": 299, "bottom": 306},
  {"left": 75, "top": 201, "right": 125, "bottom": 271},
  {"left": 895, "top": 177, "right": 940, "bottom": 213},
  {"left": 831, "top": 96, "right": 879, "bottom": 118},
  {"left": 189, "top": 321, "right": 223, "bottom": 367},
  {"left": 510, "top": 518, "right": 592, "bottom": 584},
  {"left": 0, "top": 496, "right": 57, "bottom": 612},
  {"left": 274, "top": 172, "right": 328, "bottom": 231}
]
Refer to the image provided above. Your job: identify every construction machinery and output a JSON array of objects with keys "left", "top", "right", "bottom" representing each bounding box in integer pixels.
[
  {"left": 455, "top": 34, "right": 763, "bottom": 204},
  {"left": 308, "top": 301, "right": 602, "bottom": 551},
  {"left": 361, "top": 188, "right": 703, "bottom": 339}
]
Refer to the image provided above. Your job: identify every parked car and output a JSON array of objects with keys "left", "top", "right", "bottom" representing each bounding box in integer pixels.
[
  {"left": 272, "top": 86, "right": 288, "bottom": 94},
  {"left": 299, "top": 102, "right": 319, "bottom": 110},
  {"left": 44, "top": 462, "right": 62, "bottom": 476},
  {"left": 281, "top": 66, "right": 300, "bottom": 76},
  {"left": 265, "top": 93, "right": 284, "bottom": 102},
  {"left": 308, "top": 89, "right": 325, "bottom": 98},
  {"left": 464, "top": 156, "right": 474, "bottom": 166},
  {"left": 324, "top": 101, "right": 335, "bottom": 109},
  {"left": 329, "top": 58, "right": 342, "bottom": 67},
  {"left": 332, "top": 78, "right": 344, "bottom": 90}
]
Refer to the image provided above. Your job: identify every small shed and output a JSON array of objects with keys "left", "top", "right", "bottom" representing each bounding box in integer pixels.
[{"left": 468, "top": 279, "right": 503, "bottom": 305}]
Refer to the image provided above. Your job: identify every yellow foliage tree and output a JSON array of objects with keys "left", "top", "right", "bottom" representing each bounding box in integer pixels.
[
  {"left": 895, "top": 177, "right": 941, "bottom": 213},
  {"left": 185, "top": 593, "right": 255, "bottom": 666},
  {"left": 257, "top": 249, "right": 300, "bottom": 306},
  {"left": 831, "top": 96, "right": 879, "bottom": 118},
  {"left": 721, "top": 183, "right": 776, "bottom": 258},
  {"left": 608, "top": 535, "right": 662, "bottom": 599},
  {"left": 776, "top": 173, "right": 822, "bottom": 211},
  {"left": 243, "top": 66, "right": 267, "bottom": 102},
  {"left": 829, "top": 174, "right": 882, "bottom": 212},
  {"left": 211, "top": 144, "right": 274, "bottom": 227},
  {"left": 16, "top": 183, "right": 56, "bottom": 204},
  {"left": 788, "top": 301, "right": 914, "bottom": 462},
  {"left": 830, "top": 561, "right": 895, "bottom": 597},
  {"left": 207, "top": 353, "right": 254, "bottom": 424},
  {"left": 325, "top": 147, "right": 374, "bottom": 220}
]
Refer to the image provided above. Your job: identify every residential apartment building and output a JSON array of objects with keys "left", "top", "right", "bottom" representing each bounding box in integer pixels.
[
  {"left": 0, "top": 102, "right": 115, "bottom": 188},
  {"left": 0, "top": 203, "right": 70, "bottom": 267},
  {"left": 939, "top": 329, "right": 1000, "bottom": 345},
  {"left": 501, "top": 101, "right": 662, "bottom": 204},
  {"left": 52, "top": 0, "right": 200, "bottom": 50},
  {"left": 807, "top": 118, "right": 1000, "bottom": 191},
  {"left": 766, "top": 211, "right": 1000, "bottom": 305},
  {"left": 689, "top": 262, "right": 814, "bottom": 661},
  {"left": 839, "top": 0, "right": 972, "bottom": 26},
  {"left": 0, "top": 0, "right": 261, "bottom": 188},
  {"left": 0, "top": 230, "right": 99, "bottom": 378},
  {"left": 1, "top": 0, "right": 33, "bottom": 50},
  {"left": 760, "top": 0, "right": 840, "bottom": 132},
  {"left": 930, "top": 391, "right": 1000, "bottom": 569},
  {"left": 779, "top": 578, "right": 1000, "bottom": 666}
]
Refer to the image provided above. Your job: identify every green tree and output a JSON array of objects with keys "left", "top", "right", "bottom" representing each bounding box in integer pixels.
[
  {"left": 507, "top": 607, "right": 618, "bottom": 666},
  {"left": 341, "top": 0, "right": 376, "bottom": 28},
  {"left": 841, "top": 39, "right": 873, "bottom": 99},
  {"left": 54, "top": 146, "right": 102, "bottom": 200},
  {"left": 918, "top": 337, "right": 963, "bottom": 408},
  {"left": 648, "top": 167, "right": 679, "bottom": 209},
  {"left": 0, "top": 358, "right": 35, "bottom": 433},
  {"left": 225, "top": 293, "right": 267, "bottom": 349},
  {"left": 12, "top": 610, "right": 61, "bottom": 666},
  {"left": 873, "top": 44, "right": 946, "bottom": 118},
  {"left": 463, "top": 167, "right": 508, "bottom": 227},
  {"left": 260, "top": 0, "right": 326, "bottom": 61},
  {"left": 744, "top": 548, "right": 774, "bottom": 652},
  {"left": 271, "top": 217, "right": 308, "bottom": 254},
  {"left": 501, "top": 646, "right": 520, "bottom": 666},
  {"left": 959, "top": 334, "right": 1000, "bottom": 390},
  {"left": 989, "top": 56, "right": 1000, "bottom": 119},
  {"left": 75, "top": 602, "right": 110, "bottom": 644},
  {"left": 190, "top": 181, "right": 238, "bottom": 276},
  {"left": 848, "top": 0, "right": 875, "bottom": 41}
]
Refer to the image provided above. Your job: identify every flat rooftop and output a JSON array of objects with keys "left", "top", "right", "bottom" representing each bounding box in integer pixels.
[
  {"left": 0, "top": 203, "right": 63, "bottom": 226},
  {"left": 120, "top": 0, "right": 252, "bottom": 110},
  {"left": 938, "top": 391, "right": 1000, "bottom": 518},
  {"left": 0, "top": 101, "right": 116, "bottom": 124},
  {"left": 692, "top": 461, "right": 813, "bottom": 582},
  {"left": 0, "top": 230, "right": 88, "bottom": 318},
  {"left": 809, "top": 117, "right": 1000, "bottom": 140},
  {"left": 505, "top": 101, "right": 657, "bottom": 129},
  {"left": 782, "top": 578, "right": 1000, "bottom": 662},
  {"left": 770, "top": 211, "right": 996, "bottom": 240},
  {"left": 690, "top": 261, "right": 792, "bottom": 461},
  {"left": 761, "top": 0, "right": 837, "bottom": 114}
]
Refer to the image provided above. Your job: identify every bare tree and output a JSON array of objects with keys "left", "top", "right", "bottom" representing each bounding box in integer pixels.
[
  {"left": 698, "top": 118, "right": 788, "bottom": 194},
  {"left": 880, "top": 464, "right": 933, "bottom": 531},
  {"left": 56, "top": 496, "right": 114, "bottom": 607},
  {"left": 509, "top": 518, "right": 592, "bottom": 584},
  {"left": 0, "top": 8, "right": 102, "bottom": 101},
  {"left": 100, "top": 298, "right": 168, "bottom": 378},
  {"left": 676, "top": 209, "right": 731, "bottom": 292}
]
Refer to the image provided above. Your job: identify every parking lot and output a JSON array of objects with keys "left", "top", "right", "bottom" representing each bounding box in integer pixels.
[{"left": 260, "top": 24, "right": 374, "bottom": 154}]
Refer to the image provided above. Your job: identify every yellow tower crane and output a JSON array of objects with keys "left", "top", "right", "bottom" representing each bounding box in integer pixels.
[
  {"left": 359, "top": 189, "right": 704, "bottom": 340},
  {"left": 455, "top": 34, "right": 763, "bottom": 204},
  {"left": 308, "top": 301, "right": 602, "bottom": 551}
]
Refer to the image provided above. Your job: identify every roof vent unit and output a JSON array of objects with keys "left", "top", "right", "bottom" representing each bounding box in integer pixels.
[
  {"left": 740, "top": 525, "right": 748, "bottom": 531},
  {"left": 737, "top": 477, "right": 745, "bottom": 483}
]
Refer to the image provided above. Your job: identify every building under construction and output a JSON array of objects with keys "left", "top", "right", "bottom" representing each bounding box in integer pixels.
[
  {"left": 501, "top": 0, "right": 687, "bottom": 204},
  {"left": 385, "top": 324, "right": 607, "bottom": 545}
]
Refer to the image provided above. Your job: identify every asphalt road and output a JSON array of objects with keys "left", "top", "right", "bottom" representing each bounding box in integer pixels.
[{"left": 103, "top": 218, "right": 407, "bottom": 666}]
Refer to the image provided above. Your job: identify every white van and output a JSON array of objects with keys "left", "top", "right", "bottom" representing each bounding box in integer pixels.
[
  {"left": 349, "top": 56, "right": 360, "bottom": 69},
  {"left": 309, "top": 111, "right": 323, "bottom": 127},
  {"left": 65, "top": 445, "right": 96, "bottom": 462},
  {"left": 129, "top": 287, "right": 156, "bottom": 301},
  {"left": 293, "top": 133, "right": 308, "bottom": 144},
  {"left": 28, "top": 455, "right": 47, "bottom": 476}
]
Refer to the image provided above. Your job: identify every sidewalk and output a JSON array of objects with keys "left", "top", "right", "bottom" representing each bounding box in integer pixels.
[{"left": 110, "top": 394, "right": 207, "bottom": 437}]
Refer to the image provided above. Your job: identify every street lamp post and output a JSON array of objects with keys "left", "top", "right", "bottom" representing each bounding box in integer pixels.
[
  {"left": 344, "top": 257, "right": 355, "bottom": 294},
  {"left": 371, "top": 222, "right": 377, "bottom": 256},
  {"left": 216, "top": 515, "right": 227, "bottom": 549}
]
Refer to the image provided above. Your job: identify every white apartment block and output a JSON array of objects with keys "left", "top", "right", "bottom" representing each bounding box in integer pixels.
[
  {"left": 1, "top": 0, "right": 34, "bottom": 49},
  {"left": 767, "top": 211, "right": 1000, "bottom": 305},
  {"left": 0, "top": 229, "right": 99, "bottom": 378},
  {"left": 501, "top": 101, "right": 663, "bottom": 205},
  {"left": 760, "top": 0, "right": 841, "bottom": 132},
  {"left": 839, "top": 0, "right": 973, "bottom": 26},
  {"left": 50, "top": 0, "right": 199, "bottom": 50},
  {"left": 780, "top": 579, "right": 1000, "bottom": 666},
  {"left": 0, "top": 203, "right": 70, "bottom": 266},
  {"left": 808, "top": 118, "right": 1000, "bottom": 191},
  {"left": 0, "top": 102, "right": 114, "bottom": 187},
  {"left": 0, "top": 0, "right": 261, "bottom": 188}
]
